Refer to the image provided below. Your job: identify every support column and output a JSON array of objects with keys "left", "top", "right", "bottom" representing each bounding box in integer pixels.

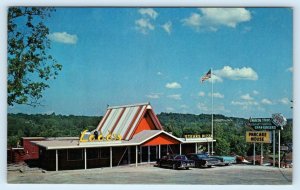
[
  {"left": 128, "top": 146, "right": 131, "bottom": 164},
  {"left": 55, "top": 149, "right": 58, "bottom": 172},
  {"left": 156, "top": 146, "right": 158, "bottom": 159},
  {"left": 195, "top": 143, "right": 198, "bottom": 153},
  {"left": 278, "top": 130, "right": 281, "bottom": 168},
  {"left": 208, "top": 142, "right": 210, "bottom": 154},
  {"left": 158, "top": 145, "right": 161, "bottom": 159},
  {"left": 135, "top": 146, "right": 138, "bottom": 167},
  {"left": 84, "top": 148, "right": 87, "bottom": 170},
  {"left": 148, "top": 146, "right": 150, "bottom": 163},
  {"left": 179, "top": 144, "right": 182, "bottom": 155},
  {"left": 260, "top": 143, "right": 263, "bottom": 165},
  {"left": 253, "top": 143, "right": 256, "bottom": 165},
  {"left": 110, "top": 147, "right": 112, "bottom": 168},
  {"left": 273, "top": 130, "right": 276, "bottom": 167},
  {"left": 140, "top": 146, "right": 143, "bottom": 163}
]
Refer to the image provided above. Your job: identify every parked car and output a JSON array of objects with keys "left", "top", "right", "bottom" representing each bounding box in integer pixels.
[
  {"left": 157, "top": 154, "right": 195, "bottom": 170},
  {"left": 209, "top": 155, "right": 236, "bottom": 166},
  {"left": 186, "top": 153, "right": 220, "bottom": 168}
]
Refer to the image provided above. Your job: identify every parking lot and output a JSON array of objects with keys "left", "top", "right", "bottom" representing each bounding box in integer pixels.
[{"left": 7, "top": 163, "right": 292, "bottom": 184}]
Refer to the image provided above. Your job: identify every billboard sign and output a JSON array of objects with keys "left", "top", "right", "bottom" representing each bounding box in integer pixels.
[
  {"left": 246, "top": 131, "right": 271, "bottom": 143},
  {"left": 272, "top": 113, "right": 287, "bottom": 127}
]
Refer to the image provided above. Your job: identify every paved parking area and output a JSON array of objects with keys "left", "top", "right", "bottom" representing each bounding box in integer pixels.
[{"left": 7, "top": 163, "right": 292, "bottom": 184}]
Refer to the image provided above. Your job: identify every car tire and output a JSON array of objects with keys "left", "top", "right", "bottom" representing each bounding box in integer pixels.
[
  {"left": 208, "top": 165, "right": 212, "bottom": 168},
  {"left": 185, "top": 167, "right": 189, "bottom": 170}
]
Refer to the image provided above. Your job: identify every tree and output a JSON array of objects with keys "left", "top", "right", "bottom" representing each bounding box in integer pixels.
[{"left": 8, "top": 7, "right": 62, "bottom": 106}]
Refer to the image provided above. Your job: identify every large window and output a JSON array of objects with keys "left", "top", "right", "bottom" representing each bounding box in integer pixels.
[
  {"left": 67, "top": 149, "right": 83, "bottom": 161},
  {"left": 87, "top": 148, "right": 99, "bottom": 160}
]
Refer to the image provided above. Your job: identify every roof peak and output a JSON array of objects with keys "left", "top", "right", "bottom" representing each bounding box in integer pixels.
[{"left": 107, "top": 102, "right": 150, "bottom": 109}]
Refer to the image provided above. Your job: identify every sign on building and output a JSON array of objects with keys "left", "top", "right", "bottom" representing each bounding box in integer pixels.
[{"left": 246, "top": 131, "right": 271, "bottom": 143}]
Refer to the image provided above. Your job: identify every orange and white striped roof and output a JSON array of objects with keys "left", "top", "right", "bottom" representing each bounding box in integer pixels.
[{"left": 96, "top": 102, "right": 163, "bottom": 140}]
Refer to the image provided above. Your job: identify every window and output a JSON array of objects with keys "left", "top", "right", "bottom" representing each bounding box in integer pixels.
[
  {"left": 67, "top": 149, "right": 83, "bottom": 161},
  {"left": 87, "top": 148, "right": 99, "bottom": 160}
]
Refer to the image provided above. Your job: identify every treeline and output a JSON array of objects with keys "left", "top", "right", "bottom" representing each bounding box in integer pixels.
[
  {"left": 7, "top": 112, "right": 292, "bottom": 156},
  {"left": 7, "top": 113, "right": 102, "bottom": 147}
]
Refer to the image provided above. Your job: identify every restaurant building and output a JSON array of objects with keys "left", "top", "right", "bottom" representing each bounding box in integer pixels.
[{"left": 22, "top": 102, "right": 215, "bottom": 171}]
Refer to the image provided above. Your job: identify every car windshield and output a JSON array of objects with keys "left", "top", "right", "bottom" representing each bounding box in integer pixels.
[
  {"left": 197, "top": 154, "right": 208, "bottom": 159},
  {"left": 174, "top": 155, "right": 187, "bottom": 160}
]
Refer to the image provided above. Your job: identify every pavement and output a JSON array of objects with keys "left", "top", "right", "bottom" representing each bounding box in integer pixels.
[{"left": 7, "top": 163, "right": 292, "bottom": 184}]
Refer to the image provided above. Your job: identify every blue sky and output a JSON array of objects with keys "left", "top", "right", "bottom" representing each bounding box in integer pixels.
[{"left": 8, "top": 7, "right": 293, "bottom": 118}]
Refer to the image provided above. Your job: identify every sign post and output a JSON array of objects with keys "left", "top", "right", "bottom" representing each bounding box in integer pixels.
[
  {"left": 278, "top": 130, "right": 281, "bottom": 168},
  {"left": 273, "top": 130, "right": 275, "bottom": 167},
  {"left": 253, "top": 143, "right": 255, "bottom": 165}
]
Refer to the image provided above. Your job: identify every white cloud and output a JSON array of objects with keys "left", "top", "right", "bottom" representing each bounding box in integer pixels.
[
  {"left": 135, "top": 18, "right": 155, "bottom": 34},
  {"left": 207, "top": 75, "right": 223, "bottom": 83},
  {"left": 182, "top": 13, "right": 202, "bottom": 30},
  {"left": 261, "top": 98, "right": 273, "bottom": 105},
  {"left": 157, "top": 71, "right": 163, "bottom": 76},
  {"left": 180, "top": 104, "right": 189, "bottom": 109},
  {"left": 209, "top": 92, "right": 224, "bottom": 98},
  {"left": 279, "top": 97, "right": 290, "bottom": 105},
  {"left": 215, "top": 66, "right": 258, "bottom": 80},
  {"left": 166, "top": 107, "right": 175, "bottom": 112},
  {"left": 182, "top": 8, "right": 251, "bottom": 31},
  {"left": 253, "top": 90, "right": 259, "bottom": 95},
  {"left": 138, "top": 8, "right": 158, "bottom": 20},
  {"left": 199, "top": 8, "right": 251, "bottom": 28},
  {"left": 231, "top": 100, "right": 258, "bottom": 106},
  {"left": 49, "top": 32, "right": 78, "bottom": 44},
  {"left": 287, "top": 67, "right": 293, "bottom": 72},
  {"left": 146, "top": 93, "right": 160, "bottom": 99},
  {"left": 198, "top": 91, "right": 205, "bottom": 97},
  {"left": 197, "top": 103, "right": 209, "bottom": 112},
  {"left": 241, "top": 93, "right": 254, "bottom": 101},
  {"left": 162, "top": 21, "right": 172, "bottom": 34},
  {"left": 167, "top": 94, "right": 182, "bottom": 100},
  {"left": 165, "top": 82, "right": 182, "bottom": 89}
]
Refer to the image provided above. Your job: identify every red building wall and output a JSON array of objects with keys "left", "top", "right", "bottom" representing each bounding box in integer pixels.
[
  {"left": 142, "top": 133, "right": 180, "bottom": 146},
  {"left": 131, "top": 112, "right": 157, "bottom": 138},
  {"left": 22, "top": 138, "right": 45, "bottom": 160}
]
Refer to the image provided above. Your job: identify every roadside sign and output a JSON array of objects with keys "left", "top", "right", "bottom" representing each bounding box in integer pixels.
[
  {"left": 252, "top": 125, "right": 277, "bottom": 130},
  {"left": 246, "top": 131, "right": 271, "bottom": 143},
  {"left": 248, "top": 115, "right": 285, "bottom": 130},
  {"left": 272, "top": 113, "right": 287, "bottom": 127},
  {"left": 280, "top": 146, "right": 289, "bottom": 151}
]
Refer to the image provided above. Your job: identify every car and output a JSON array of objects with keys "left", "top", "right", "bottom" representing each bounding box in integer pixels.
[
  {"left": 157, "top": 154, "right": 195, "bottom": 170},
  {"left": 186, "top": 153, "right": 220, "bottom": 168},
  {"left": 209, "top": 155, "right": 236, "bottom": 166}
]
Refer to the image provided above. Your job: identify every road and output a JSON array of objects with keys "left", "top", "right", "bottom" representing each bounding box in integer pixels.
[{"left": 7, "top": 163, "right": 292, "bottom": 184}]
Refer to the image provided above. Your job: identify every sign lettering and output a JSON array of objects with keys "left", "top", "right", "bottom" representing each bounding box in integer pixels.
[
  {"left": 246, "top": 131, "right": 271, "bottom": 143},
  {"left": 184, "top": 134, "right": 212, "bottom": 138}
]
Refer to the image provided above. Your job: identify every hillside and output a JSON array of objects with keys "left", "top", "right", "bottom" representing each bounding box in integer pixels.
[{"left": 7, "top": 112, "right": 292, "bottom": 156}]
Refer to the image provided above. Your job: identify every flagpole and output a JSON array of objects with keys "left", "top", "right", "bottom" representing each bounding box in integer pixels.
[{"left": 211, "top": 67, "right": 214, "bottom": 155}]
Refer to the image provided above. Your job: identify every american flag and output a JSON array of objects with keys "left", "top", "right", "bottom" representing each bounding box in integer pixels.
[{"left": 201, "top": 69, "right": 212, "bottom": 83}]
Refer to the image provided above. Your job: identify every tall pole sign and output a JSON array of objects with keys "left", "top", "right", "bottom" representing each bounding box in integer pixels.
[{"left": 247, "top": 113, "right": 287, "bottom": 168}]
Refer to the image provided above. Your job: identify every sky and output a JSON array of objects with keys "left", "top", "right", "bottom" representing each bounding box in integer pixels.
[{"left": 8, "top": 7, "right": 293, "bottom": 118}]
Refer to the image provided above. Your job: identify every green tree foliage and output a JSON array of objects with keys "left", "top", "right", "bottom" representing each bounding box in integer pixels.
[
  {"left": 7, "top": 113, "right": 102, "bottom": 147},
  {"left": 8, "top": 7, "right": 62, "bottom": 106},
  {"left": 7, "top": 112, "right": 293, "bottom": 157}
]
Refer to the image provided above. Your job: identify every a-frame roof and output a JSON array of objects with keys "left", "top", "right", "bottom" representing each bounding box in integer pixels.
[{"left": 96, "top": 102, "right": 163, "bottom": 140}]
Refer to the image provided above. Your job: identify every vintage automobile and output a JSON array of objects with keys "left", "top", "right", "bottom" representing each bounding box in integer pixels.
[
  {"left": 186, "top": 153, "right": 220, "bottom": 168},
  {"left": 209, "top": 155, "right": 236, "bottom": 166},
  {"left": 157, "top": 154, "right": 195, "bottom": 170}
]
